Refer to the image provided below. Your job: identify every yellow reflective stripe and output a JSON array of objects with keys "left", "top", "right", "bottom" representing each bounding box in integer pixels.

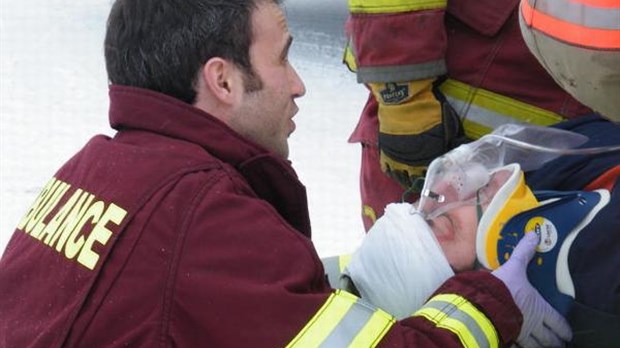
[
  {"left": 414, "top": 293, "right": 499, "bottom": 348},
  {"left": 440, "top": 79, "right": 564, "bottom": 124},
  {"left": 286, "top": 290, "right": 396, "bottom": 348},
  {"left": 439, "top": 79, "right": 564, "bottom": 138},
  {"left": 462, "top": 119, "right": 492, "bottom": 140},
  {"left": 343, "top": 40, "right": 358, "bottom": 72},
  {"left": 339, "top": 255, "right": 352, "bottom": 273},
  {"left": 363, "top": 205, "right": 378, "bottom": 225},
  {"left": 349, "top": 0, "right": 446, "bottom": 14},
  {"left": 415, "top": 307, "right": 480, "bottom": 348},
  {"left": 286, "top": 291, "right": 355, "bottom": 347},
  {"left": 431, "top": 294, "right": 498, "bottom": 348},
  {"left": 348, "top": 309, "right": 396, "bottom": 348}
]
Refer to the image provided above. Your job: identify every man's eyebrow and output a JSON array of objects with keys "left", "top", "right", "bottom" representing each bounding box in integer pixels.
[{"left": 280, "top": 36, "right": 293, "bottom": 60}]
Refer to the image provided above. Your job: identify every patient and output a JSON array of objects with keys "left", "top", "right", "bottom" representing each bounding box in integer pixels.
[{"left": 345, "top": 115, "right": 620, "bottom": 348}]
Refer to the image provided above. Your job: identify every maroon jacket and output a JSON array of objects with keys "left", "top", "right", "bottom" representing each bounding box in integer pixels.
[
  {"left": 348, "top": 0, "right": 593, "bottom": 146},
  {"left": 0, "top": 86, "right": 521, "bottom": 347},
  {"left": 346, "top": 0, "right": 594, "bottom": 230}
]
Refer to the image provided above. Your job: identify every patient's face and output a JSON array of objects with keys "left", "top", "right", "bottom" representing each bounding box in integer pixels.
[
  {"left": 427, "top": 169, "right": 512, "bottom": 272},
  {"left": 427, "top": 204, "right": 479, "bottom": 271}
]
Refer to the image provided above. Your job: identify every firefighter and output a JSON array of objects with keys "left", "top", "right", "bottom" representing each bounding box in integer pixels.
[{"left": 344, "top": 0, "right": 595, "bottom": 231}]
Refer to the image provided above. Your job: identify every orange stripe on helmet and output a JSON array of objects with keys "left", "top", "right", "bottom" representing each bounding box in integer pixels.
[
  {"left": 521, "top": 0, "right": 620, "bottom": 49},
  {"left": 584, "top": 165, "right": 620, "bottom": 191},
  {"left": 568, "top": 0, "right": 620, "bottom": 9}
]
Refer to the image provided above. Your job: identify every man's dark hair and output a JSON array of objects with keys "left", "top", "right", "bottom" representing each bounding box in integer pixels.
[{"left": 104, "top": 0, "right": 278, "bottom": 104}]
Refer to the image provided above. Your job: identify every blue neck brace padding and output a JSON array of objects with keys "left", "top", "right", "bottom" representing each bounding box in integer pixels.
[{"left": 495, "top": 190, "right": 609, "bottom": 315}]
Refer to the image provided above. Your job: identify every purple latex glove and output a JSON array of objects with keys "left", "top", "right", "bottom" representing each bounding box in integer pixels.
[{"left": 492, "top": 232, "right": 573, "bottom": 348}]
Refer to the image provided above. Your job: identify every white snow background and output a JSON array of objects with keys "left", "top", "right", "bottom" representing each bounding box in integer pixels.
[{"left": 0, "top": 0, "right": 367, "bottom": 257}]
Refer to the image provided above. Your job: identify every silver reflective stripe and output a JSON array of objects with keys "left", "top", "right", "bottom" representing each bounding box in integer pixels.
[
  {"left": 423, "top": 300, "right": 492, "bottom": 348},
  {"left": 286, "top": 290, "right": 395, "bottom": 348},
  {"left": 319, "top": 299, "right": 378, "bottom": 347},
  {"left": 356, "top": 60, "right": 447, "bottom": 83},
  {"left": 322, "top": 255, "right": 342, "bottom": 289},
  {"left": 439, "top": 78, "right": 564, "bottom": 139},
  {"left": 526, "top": 0, "right": 620, "bottom": 30},
  {"left": 414, "top": 294, "right": 499, "bottom": 348},
  {"left": 444, "top": 94, "right": 529, "bottom": 128}
]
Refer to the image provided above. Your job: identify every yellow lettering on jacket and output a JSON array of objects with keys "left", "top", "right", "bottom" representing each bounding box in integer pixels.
[
  {"left": 25, "top": 178, "right": 66, "bottom": 234},
  {"left": 37, "top": 189, "right": 85, "bottom": 243},
  {"left": 49, "top": 192, "right": 96, "bottom": 251},
  {"left": 78, "top": 203, "right": 127, "bottom": 270},
  {"left": 65, "top": 201, "right": 105, "bottom": 260},
  {"left": 30, "top": 182, "right": 71, "bottom": 238},
  {"left": 17, "top": 177, "right": 58, "bottom": 231},
  {"left": 16, "top": 177, "right": 128, "bottom": 270}
]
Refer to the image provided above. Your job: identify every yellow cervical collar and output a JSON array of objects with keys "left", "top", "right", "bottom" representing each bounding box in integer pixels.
[{"left": 476, "top": 164, "right": 540, "bottom": 270}]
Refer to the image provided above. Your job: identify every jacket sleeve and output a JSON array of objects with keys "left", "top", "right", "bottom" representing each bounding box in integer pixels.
[
  {"left": 393, "top": 271, "right": 523, "bottom": 347},
  {"left": 345, "top": 0, "right": 448, "bottom": 84},
  {"left": 170, "top": 174, "right": 520, "bottom": 347}
]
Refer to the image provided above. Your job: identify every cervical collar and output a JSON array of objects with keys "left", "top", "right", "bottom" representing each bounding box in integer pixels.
[
  {"left": 480, "top": 188, "right": 610, "bottom": 315},
  {"left": 476, "top": 163, "right": 540, "bottom": 270}
]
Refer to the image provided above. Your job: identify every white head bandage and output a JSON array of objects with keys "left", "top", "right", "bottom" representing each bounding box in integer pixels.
[{"left": 344, "top": 203, "right": 455, "bottom": 319}]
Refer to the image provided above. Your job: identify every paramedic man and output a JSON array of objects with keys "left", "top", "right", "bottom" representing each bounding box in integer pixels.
[{"left": 0, "top": 0, "right": 568, "bottom": 347}]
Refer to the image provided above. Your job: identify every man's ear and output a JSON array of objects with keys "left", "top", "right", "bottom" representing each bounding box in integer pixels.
[{"left": 200, "top": 57, "right": 240, "bottom": 105}]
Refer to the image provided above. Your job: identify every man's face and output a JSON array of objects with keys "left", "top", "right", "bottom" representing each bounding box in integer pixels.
[
  {"left": 427, "top": 169, "right": 512, "bottom": 272},
  {"left": 229, "top": 1, "right": 306, "bottom": 159}
]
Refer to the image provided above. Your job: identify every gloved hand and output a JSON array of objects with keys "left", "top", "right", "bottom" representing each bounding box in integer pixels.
[
  {"left": 370, "top": 78, "right": 468, "bottom": 189},
  {"left": 492, "top": 232, "right": 573, "bottom": 347}
]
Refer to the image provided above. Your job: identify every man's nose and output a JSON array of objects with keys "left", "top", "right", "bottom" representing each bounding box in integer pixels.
[{"left": 290, "top": 65, "right": 306, "bottom": 98}]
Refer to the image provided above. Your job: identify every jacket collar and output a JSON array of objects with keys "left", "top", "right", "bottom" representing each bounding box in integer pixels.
[
  {"left": 108, "top": 85, "right": 312, "bottom": 237},
  {"left": 110, "top": 85, "right": 270, "bottom": 167}
]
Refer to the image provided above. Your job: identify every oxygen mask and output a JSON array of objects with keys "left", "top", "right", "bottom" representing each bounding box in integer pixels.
[
  {"left": 416, "top": 123, "right": 620, "bottom": 220},
  {"left": 417, "top": 147, "right": 493, "bottom": 219}
]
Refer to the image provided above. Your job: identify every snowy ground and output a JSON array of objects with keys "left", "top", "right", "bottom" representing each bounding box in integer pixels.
[{"left": 0, "top": 0, "right": 367, "bottom": 257}]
